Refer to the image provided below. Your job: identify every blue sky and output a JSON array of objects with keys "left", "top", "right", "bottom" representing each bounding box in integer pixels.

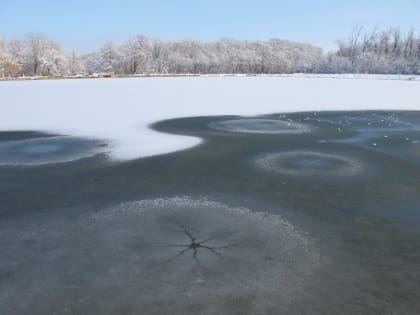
[{"left": 1, "top": 0, "right": 419, "bottom": 53}]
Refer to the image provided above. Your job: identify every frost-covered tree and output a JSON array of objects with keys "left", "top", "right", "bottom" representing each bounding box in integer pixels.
[
  {"left": 120, "top": 37, "right": 325, "bottom": 75},
  {"left": 0, "top": 37, "right": 24, "bottom": 77},
  {"left": 7, "top": 39, "right": 25, "bottom": 76},
  {"left": 120, "top": 35, "right": 151, "bottom": 74},
  {"left": 1, "top": 28, "right": 419, "bottom": 78},
  {"left": 98, "top": 43, "right": 118, "bottom": 73},
  {"left": 38, "top": 41, "right": 68, "bottom": 76},
  {"left": 22, "top": 35, "right": 69, "bottom": 76},
  {"left": 80, "top": 52, "right": 101, "bottom": 74}
]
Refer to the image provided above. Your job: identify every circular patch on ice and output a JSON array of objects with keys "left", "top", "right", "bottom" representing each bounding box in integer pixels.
[
  {"left": 83, "top": 197, "right": 321, "bottom": 310},
  {"left": 0, "top": 136, "right": 107, "bottom": 166},
  {"left": 256, "top": 150, "right": 362, "bottom": 178},
  {"left": 0, "top": 197, "right": 321, "bottom": 313},
  {"left": 209, "top": 118, "right": 311, "bottom": 134}
]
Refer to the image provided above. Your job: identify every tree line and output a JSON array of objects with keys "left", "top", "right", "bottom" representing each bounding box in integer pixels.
[
  {"left": 1, "top": 27, "right": 419, "bottom": 78},
  {"left": 327, "top": 26, "right": 420, "bottom": 74}
]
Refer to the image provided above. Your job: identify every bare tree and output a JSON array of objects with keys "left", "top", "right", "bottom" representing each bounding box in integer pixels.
[
  {"left": 391, "top": 27, "right": 401, "bottom": 56},
  {"left": 25, "top": 33, "right": 46, "bottom": 76},
  {"left": 349, "top": 25, "right": 363, "bottom": 67},
  {"left": 404, "top": 28, "right": 415, "bottom": 58}
]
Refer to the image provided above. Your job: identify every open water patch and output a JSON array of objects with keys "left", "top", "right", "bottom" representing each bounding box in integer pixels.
[{"left": 209, "top": 118, "right": 312, "bottom": 134}]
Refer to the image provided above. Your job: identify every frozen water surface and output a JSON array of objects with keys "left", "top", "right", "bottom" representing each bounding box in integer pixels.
[
  {"left": 0, "top": 111, "right": 420, "bottom": 313},
  {"left": 0, "top": 180, "right": 22, "bottom": 191},
  {"left": 0, "top": 197, "right": 321, "bottom": 314},
  {"left": 323, "top": 113, "right": 416, "bottom": 129},
  {"left": 314, "top": 112, "right": 420, "bottom": 166},
  {"left": 0, "top": 136, "right": 107, "bottom": 166},
  {"left": 2, "top": 75, "right": 420, "bottom": 314},
  {"left": 256, "top": 151, "right": 363, "bottom": 178},
  {"left": 209, "top": 118, "right": 311, "bottom": 134}
]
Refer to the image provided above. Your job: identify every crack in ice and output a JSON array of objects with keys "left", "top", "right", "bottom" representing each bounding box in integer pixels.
[{"left": 153, "top": 224, "right": 236, "bottom": 266}]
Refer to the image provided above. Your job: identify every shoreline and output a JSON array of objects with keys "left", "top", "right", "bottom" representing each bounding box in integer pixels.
[{"left": 1, "top": 73, "right": 420, "bottom": 82}]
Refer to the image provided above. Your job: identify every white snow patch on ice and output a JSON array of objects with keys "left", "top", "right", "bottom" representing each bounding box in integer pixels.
[{"left": 1, "top": 76, "right": 420, "bottom": 160}]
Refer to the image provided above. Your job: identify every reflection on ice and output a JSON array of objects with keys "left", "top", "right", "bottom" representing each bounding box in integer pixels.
[{"left": 209, "top": 118, "right": 312, "bottom": 134}]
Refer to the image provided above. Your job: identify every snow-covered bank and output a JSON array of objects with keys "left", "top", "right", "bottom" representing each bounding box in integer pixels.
[
  {"left": 271, "top": 73, "right": 420, "bottom": 81},
  {"left": 1, "top": 76, "right": 420, "bottom": 161},
  {"left": 2, "top": 73, "right": 420, "bottom": 82}
]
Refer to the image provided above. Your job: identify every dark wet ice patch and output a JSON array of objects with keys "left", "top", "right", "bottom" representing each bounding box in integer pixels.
[
  {"left": 256, "top": 150, "right": 363, "bottom": 178},
  {"left": 316, "top": 113, "right": 418, "bottom": 131},
  {"left": 315, "top": 113, "right": 420, "bottom": 145},
  {"left": 209, "top": 118, "right": 312, "bottom": 134},
  {"left": 0, "top": 197, "right": 321, "bottom": 314},
  {"left": 313, "top": 113, "right": 420, "bottom": 166},
  {"left": 0, "top": 136, "right": 107, "bottom": 166},
  {"left": 0, "top": 180, "right": 26, "bottom": 192}
]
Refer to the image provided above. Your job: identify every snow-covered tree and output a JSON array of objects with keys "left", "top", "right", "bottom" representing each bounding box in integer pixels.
[
  {"left": 121, "top": 35, "right": 151, "bottom": 74},
  {"left": 0, "top": 37, "right": 24, "bottom": 77},
  {"left": 7, "top": 39, "right": 25, "bottom": 76},
  {"left": 98, "top": 43, "right": 118, "bottom": 73},
  {"left": 2, "top": 28, "right": 418, "bottom": 77},
  {"left": 38, "top": 41, "right": 68, "bottom": 76}
]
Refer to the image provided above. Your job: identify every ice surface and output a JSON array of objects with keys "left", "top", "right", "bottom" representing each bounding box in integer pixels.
[
  {"left": 268, "top": 73, "right": 420, "bottom": 81},
  {"left": 256, "top": 150, "right": 363, "bottom": 178},
  {"left": 1, "top": 76, "right": 420, "bottom": 160},
  {"left": 313, "top": 112, "right": 420, "bottom": 167},
  {"left": 0, "top": 196, "right": 321, "bottom": 314},
  {"left": 0, "top": 136, "right": 106, "bottom": 165},
  {"left": 315, "top": 113, "right": 420, "bottom": 135},
  {"left": 209, "top": 118, "right": 311, "bottom": 134}
]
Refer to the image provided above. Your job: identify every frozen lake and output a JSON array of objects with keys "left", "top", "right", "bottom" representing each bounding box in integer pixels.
[{"left": 1, "top": 77, "right": 420, "bottom": 314}]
